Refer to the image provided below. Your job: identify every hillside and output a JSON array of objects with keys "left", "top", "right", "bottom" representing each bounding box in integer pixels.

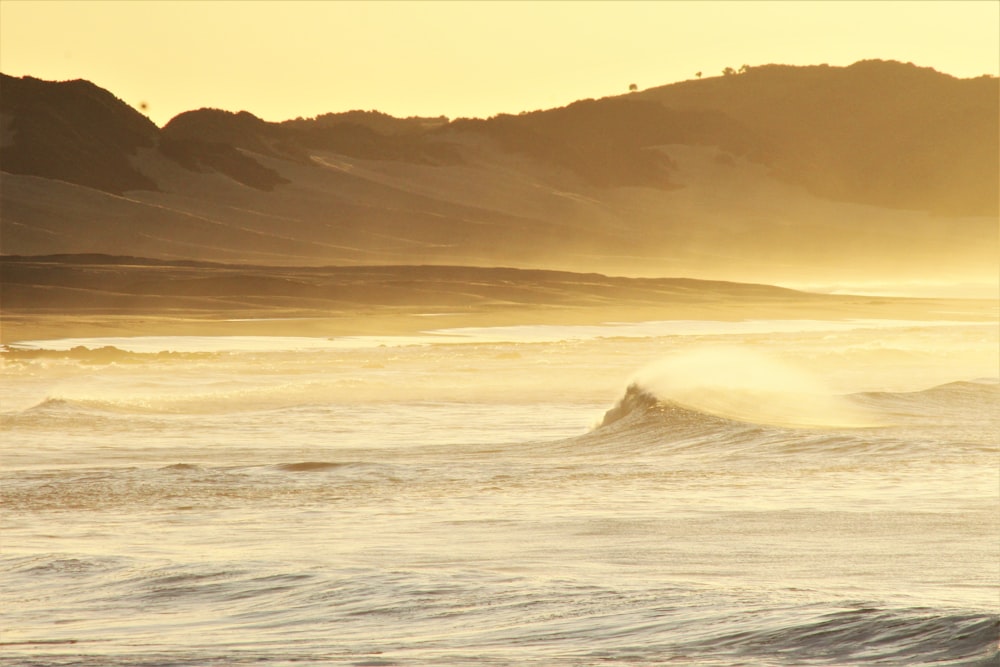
[
  {"left": 1, "top": 62, "right": 997, "bottom": 285},
  {"left": 0, "top": 75, "right": 159, "bottom": 193},
  {"left": 634, "top": 60, "right": 999, "bottom": 216}
]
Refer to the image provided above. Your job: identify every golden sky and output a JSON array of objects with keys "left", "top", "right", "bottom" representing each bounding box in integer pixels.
[{"left": 1, "top": 0, "right": 997, "bottom": 126}]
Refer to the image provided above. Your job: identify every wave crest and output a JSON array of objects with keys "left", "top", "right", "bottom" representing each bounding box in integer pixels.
[
  {"left": 625, "top": 347, "right": 877, "bottom": 428},
  {"left": 598, "top": 383, "right": 661, "bottom": 428}
]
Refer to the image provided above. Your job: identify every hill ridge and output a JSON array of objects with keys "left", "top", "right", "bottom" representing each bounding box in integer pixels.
[{"left": 1, "top": 61, "right": 997, "bottom": 285}]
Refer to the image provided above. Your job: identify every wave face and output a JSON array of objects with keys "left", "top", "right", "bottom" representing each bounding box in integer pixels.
[
  {"left": 589, "top": 377, "right": 1000, "bottom": 455},
  {"left": 2, "top": 550, "right": 996, "bottom": 667},
  {"left": 2, "top": 325, "right": 998, "bottom": 666}
]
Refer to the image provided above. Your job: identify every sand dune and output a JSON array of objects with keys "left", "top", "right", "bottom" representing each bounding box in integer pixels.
[
  {"left": 1, "top": 65, "right": 996, "bottom": 344},
  {"left": 2, "top": 63, "right": 996, "bottom": 287},
  {"left": 3, "top": 143, "right": 994, "bottom": 285}
]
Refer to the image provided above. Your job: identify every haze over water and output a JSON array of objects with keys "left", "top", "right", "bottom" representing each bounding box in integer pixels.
[{"left": 2, "top": 318, "right": 997, "bottom": 665}]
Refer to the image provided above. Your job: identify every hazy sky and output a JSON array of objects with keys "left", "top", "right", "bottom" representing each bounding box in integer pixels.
[{"left": 1, "top": 0, "right": 997, "bottom": 126}]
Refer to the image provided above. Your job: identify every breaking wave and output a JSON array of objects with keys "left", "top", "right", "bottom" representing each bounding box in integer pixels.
[
  {"left": 619, "top": 346, "right": 878, "bottom": 428},
  {"left": 583, "top": 374, "right": 1000, "bottom": 459}
]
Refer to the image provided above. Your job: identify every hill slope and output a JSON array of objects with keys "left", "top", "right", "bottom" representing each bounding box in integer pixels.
[
  {"left": 634, "top": 60, "right": 999, "bottom": 216},
  {"left": 0, "top": 75, "right": 159, "bottom": 193},
  {"left": 1, "top": 63, "right": 997, "bottom": 284}
]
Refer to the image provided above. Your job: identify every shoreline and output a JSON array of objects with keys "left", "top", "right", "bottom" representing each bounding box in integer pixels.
[
  {"left": 7, "top": 317, "right": 998, "bottom": 355},
  {"left": 4, "top": 301, "right": 997, "bottom": 347},
  {"left": 2, "top": 257, "right": 996, "bottom": 345}
]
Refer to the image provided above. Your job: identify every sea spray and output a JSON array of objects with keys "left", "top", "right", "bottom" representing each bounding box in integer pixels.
[{"left": 629, "top": 345, "right": 876, "bottom": 428}]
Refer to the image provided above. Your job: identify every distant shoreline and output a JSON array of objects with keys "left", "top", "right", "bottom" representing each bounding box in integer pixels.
[
  {"left": 8, "top": 319, "right": 998, "bottom": 356},
  {"left": 2, "top": 255, "right": 995, "bottom": 345}
]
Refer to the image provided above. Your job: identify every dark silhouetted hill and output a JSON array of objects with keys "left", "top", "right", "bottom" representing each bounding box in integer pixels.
[
  {"left": 282, "top": 110, "right": 449, "bottom": 136},
  {"left": 1, "top": 64, "right": 997, "bottom": 284},
  {"left": 449, "top": 97, "right": 766, "bottom": 188},
  {"left": 635, "top": 60, "right": 999, "bottom": 215},
  {"left": 164, "top": 108, "right": 460, "bottom": 168},
  {"left": 0, "top": 73, "right": 159, "bottom": 193},
  {"left": 159, "top": 109, "right": 290, "bottom": 190},
  {"left": 3, "top": 62, "right": 995, "bottom": 212}
]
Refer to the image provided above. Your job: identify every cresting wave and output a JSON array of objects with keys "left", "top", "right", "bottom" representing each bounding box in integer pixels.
[
  {"left": 598, "top": 379, "right": 1000, "bottom": 430},
  {"left": 3, "top": 324, "right": 996, "bottom": 667},
  {"left": 582, "top": 377, "right": 1000, "bottom": 462},
  {"left": 11, "top": 375, "right": 999, "bottom": 444},
  {"left": 619, "top": 346, "right": 880, "bottom": 428},
  {"left": 594, "top": 378, "right": 870, "bottom": 435}
]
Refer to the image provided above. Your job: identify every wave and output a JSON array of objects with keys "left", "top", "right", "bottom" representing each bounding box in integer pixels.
[
  {"left": 855, "top": 379, "right": 1000, "bottom": 412},
  {"left": 3, "top": 398, "right": 142, "bottom": 432},
  {"left": 12, "top": 387, "right": 339, "bottom": 417},
  {"left": 2, "top": 344, "right": 215, "bottom": 365},
  {"left": 9, "top": 396, "right": 205, "bottom": 422},
  {"left": 594, "top": 380, "right": 863, "bottom": 436},
  {"left": 687, "top": 605, "right": 999, "bottom": 666},
  {"left": 5, "top": 552, "right": 996, "bottom": 666},
  {"left": 18, "top": 397, "right": 78, "bottom": 414},
  {"left": 621, "top": 347, "right": 880, "bottom": 428},
  {"left": 578, "top": 375, "right": 1000, "bottom": 459},
  {"left": 160, "top": 463, "right": 202, "bottom": 472},
  {"left": 273, "top": 461, "right": 350, "bottom": 472},
  {"left": 596, "top": 347, "right": 999, "bottom": 434}
]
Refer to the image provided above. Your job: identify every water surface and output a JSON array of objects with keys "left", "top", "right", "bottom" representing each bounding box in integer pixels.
[{"left": 2, "top": 321, "right": 997, "bottom": 665}]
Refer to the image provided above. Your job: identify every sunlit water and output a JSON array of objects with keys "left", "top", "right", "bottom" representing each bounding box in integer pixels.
[{"left": 2, "top": 321, "right": 998, "bottom": 666}]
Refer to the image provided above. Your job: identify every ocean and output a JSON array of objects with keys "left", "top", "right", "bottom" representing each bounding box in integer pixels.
[{"left": 2, "top": 319, "right": 998, "bottom": 666}]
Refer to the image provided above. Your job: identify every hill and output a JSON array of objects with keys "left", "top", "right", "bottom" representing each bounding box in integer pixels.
[
  {"left": 1, "top": 62, "right": 997, "bottom": 285},
  {"left": 0, "top": 75, "right": 159, "bottom": 193},
  {"left": 634, "top": 60, "right": 999, "bottom": 216}
]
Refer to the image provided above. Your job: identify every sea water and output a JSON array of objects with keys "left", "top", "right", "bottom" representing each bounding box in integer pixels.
[{"left": 1, "top": 320, "right": 997, "bottom": 666}]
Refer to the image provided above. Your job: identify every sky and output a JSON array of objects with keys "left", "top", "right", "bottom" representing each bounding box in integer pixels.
[{"left": 1, "top": 0, "right": 998, "bottom": 127}]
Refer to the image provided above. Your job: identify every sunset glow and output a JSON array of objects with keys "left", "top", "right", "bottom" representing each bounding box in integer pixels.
[
  {"left": 2, "top": 0, "right": 997, "bottom": 125},
  {"left": 2, "top": 1, "right": 998, "bottom": 664}
]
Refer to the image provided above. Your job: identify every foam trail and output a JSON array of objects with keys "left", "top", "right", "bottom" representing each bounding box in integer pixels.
[{"left": 631, "top": 346, "right": 876, "bottom": 428}]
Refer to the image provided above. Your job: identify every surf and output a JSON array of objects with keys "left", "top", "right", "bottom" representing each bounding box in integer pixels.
[{"left": 616, "top": 346, "right": 879, "bottom": 428}]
